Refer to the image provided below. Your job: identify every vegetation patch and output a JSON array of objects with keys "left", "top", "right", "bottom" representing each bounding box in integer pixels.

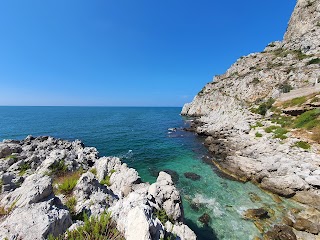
[
  {"left": 100, "top": 170, "right": 116, "bottom": 187},
  {"left": 307, "top": 58, "right": 320, "bottom": 65},
  {"left": 49, "top": 212, "right": 124, "bottom": 240},
  {"left": 251, "top": 98, "right": 275, "bottom": 115},
  {"left": 49, "top": 160, "right": 68, "bottom": 176},
  {"left": 90, "top": 168, "right": 97, "bottom": 175},
  {"left": 279, "top": 82, "right": 293, "bottom": 93},
  {"left": 18, "top": 162, "right": 31, "bottom": 176},
  {"left": 283, "top": 96, "right": 307, "bottom": 108},
  {"left": 4, "top": 155, "right": 18, "bottom": 161},
  {"left": 294, "top": 109, "right": 320, "bottom": 129},
  {"left": 293, "top": 141, "right": 311, "bottom": 150},
  {"left": 273, "top": 128, "right": 288, "bottom": 139},
  {"left": 154, "top": 208, "right": 172, "bottom": 225},
  {"left": 54, "top": 170, "right": 82, "bottom": 195},
  {"left": 251, "top": 122, "right": 263, "bottom": 129},
  {"left": 255, "top": 132, "right": 263, "bottom": 138},
  {"left": 264, "top": 125, "right": 280, "bottom": 133}
]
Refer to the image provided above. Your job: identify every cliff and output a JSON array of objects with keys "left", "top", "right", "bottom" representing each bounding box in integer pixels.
[
  {"left": 182, "top": 1, "right": 320, "bottom": 239},
  {"left": 182, "top": 0, "right": 320, "bottom": 132}
]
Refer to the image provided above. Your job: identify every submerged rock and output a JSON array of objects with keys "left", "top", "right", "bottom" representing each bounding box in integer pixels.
[
  {"left": 243, "top": 208, "right": 269, "bottom": 220},
  {"left": 198, "top": 213, "right": 211, "bottom": 225},
  {"left": 184, "top": 172, "right": 201, "bottom": 181}
]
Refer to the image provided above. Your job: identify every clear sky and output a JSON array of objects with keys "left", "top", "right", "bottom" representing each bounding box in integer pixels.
[{"left": 0, "top": 1, "right": 296, "bottom": 107}]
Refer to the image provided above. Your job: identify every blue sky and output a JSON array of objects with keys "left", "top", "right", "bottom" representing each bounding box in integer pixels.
[{"left": 0, "top": 1, "right": 296, "bottom": 106}]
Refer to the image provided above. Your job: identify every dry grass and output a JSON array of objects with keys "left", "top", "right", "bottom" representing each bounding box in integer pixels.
[{"left": 53, "top": 170, "right": 82, "bottom": 195}]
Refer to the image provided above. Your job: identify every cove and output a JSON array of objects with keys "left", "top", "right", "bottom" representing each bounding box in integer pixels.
[{"left": 0, "top": 106, "right": 302, "bottom": 239}]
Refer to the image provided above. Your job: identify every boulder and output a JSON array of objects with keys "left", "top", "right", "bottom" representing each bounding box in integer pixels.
[
  {"left": 260, "top": 175, "right": 309, "bottom": 197},
  {"left": 293, "top": 217, "right": 320, "bottom": 234},
  {"left": 305, "top": 175, "right": 320, "bottom": 187},
  {"left": 264, "top": 225, "right": 297, "bottom": 240},
  {"left": 148, "top": 172, "right": 184, "bottom": 222},
  {"left": 0, "top": 198, "right": 72, "bottom": 240},
  {"left": 243, "top": 208, "right": 269, "bottom": 220},
  {"left": 1, "top": 174, "right": 53, "bottom": 208},
  {"left": 165, "top": 222, "right": 197, "bottom": 240}
]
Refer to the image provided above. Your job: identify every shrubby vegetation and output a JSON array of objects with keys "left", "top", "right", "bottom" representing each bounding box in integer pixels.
[{"left": 48, "top": 212, "right": 124, "bottom": 240}]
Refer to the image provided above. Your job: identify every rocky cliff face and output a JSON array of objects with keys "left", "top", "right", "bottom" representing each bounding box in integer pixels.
[
  {"left": 182, "top": 1, "right": 320, "bottom": 238},
  {"left": 182, "top": 0, "right": 320, "bottom": 133},
  {"left": 0, "top": 136, "right": 196, "bottom": 240}
]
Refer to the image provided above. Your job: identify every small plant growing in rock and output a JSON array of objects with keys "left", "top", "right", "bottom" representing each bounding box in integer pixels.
[
  {"left": 65, "top": 197, "right": 77, "bottom": 214},
  {"left": 255, "top": 132, "right": 263, "bottom": 138},
  {"left": 49, "top": 211, "right": 124, "bottom": 240},
  {"left": 49, "top": 160, "right": 68, "bottom": 176},
  {"left": 4, "top": 155, "right": 18, "bottom": 161},
  {"left": 100, "top": 170, "right": 116, "bottom": 187},
  {"left": 294, "top": 109, "right": 320, "bottom": 129},
  {"left": 293, "top": 141, "right": 311, "bottom": 150},
  {"left": 279, "top": 82, "right": 293, "bottom": 93},
  {"left": 307, "top": 58, "right": 320, "bottom": 65},
  {"left": 54, "top": 170, "right": 82, "bottom": 195},
  {"left": 264, "top": 125, "right": 279, "bottom": 133},
  {"left": 18, "top": 162, "right": 31, "bottom": 176},
  {"left": 90, "top": 168, "right": 97, "bottom": 175},
  {"left": 155, "top": 208, "right": 171, "bottom": 225},
  {"left": 273, "top": 128, "right": 288, "bottom": 140}
]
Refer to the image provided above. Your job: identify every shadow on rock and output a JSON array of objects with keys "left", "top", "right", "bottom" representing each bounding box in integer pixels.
[{"left": 185, "top": 219, "right": 218, "bottom": 240}]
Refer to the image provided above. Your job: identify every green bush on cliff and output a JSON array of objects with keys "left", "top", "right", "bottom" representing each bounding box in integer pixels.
[
  {"left": 255, "top": 98, "right": 275, "bottom": 115},
  {"left": 294, "top": 109, "right": 320, "bottom": 129},
  {"left": 293, "top": 141, "right": 311, "bottom": 150},
  {"left": 307, "top": 58, "right": 320, "bottom": 65},
  {"left": 273, "top": 128, "right": 288, "bottom": 139},
  {"left": 48, "top": 212, "right": 124, "bottom": 240}
]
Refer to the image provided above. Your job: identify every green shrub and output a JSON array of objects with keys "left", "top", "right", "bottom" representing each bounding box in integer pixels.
[
  {"left": 155, "top": 208, "right": 171, "bottom": 225},
  {"left": 273, "top": 128, "right": 288, "bottom": 139},
  {"left": 256, "top": 98, "right": 275, "bottom": 115},
  {"left": 279, "top": 83, "right": 293, "bottom": 93},
  {"left": 283, "top": 96, "right": 307, "bottom": 107},
  {"left": 90, "top": 168, "right": 97, "bottom": 175},
  {"left": 65, "top": 197, "right": 77, "bottom": 214},
  {"left": 49, "top": 160, "right": 68, "bottom": 176},
  {"left": 271, "top": 115, "right": 293, "bottom": 128},
  {"left": 293, "top": 141, "right": 311, "bottom": 150},
  {"left": 294, "top": 109, "right": 320, "bottom": 129},
  {"left": 255, "top": 132, "right": 263, "bottom": 138},
  {"left": 100, "top": 170, "right": 116, "bottom": 187},
  {"left": 49, "top": 212, "right": 124, "bottom": 240},
  {"left": 55, "top": 171, "right": 81, "bottom": 195},
  {"left": 19, "top": 162, "right": 31, "bottom": 176},
  {"left": 307, "top": 58, "right": 320, "bottom": 65},
  {"left": 4, "top": 155, "right": 18, "bottom": 160},
  {"left": 264, "top": 125, "right": 280, "bottom": 133}
]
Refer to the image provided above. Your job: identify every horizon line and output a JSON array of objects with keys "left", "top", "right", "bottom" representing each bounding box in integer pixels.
[{"left": 0, "top": 105, "right": 183, "bottom": 108}]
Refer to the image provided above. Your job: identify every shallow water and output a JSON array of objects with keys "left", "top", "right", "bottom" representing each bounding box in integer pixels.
[{"left": 0, "top": 107, "right": 302, "bottom": 239}]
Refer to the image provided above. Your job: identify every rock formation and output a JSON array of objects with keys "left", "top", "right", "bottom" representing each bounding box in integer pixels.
[
  {"left": 182, "top": 0, "right": 320, "bottom": 238},
  {"left": 0, "top": 136, "right": 196, "bottom": 240}
]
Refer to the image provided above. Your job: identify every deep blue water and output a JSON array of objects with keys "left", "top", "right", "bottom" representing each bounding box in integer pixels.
[{"left": 0, "top": 107, "right": 300, "bottom": 240}]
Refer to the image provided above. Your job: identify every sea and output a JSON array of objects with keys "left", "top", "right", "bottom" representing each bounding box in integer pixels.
[{"left": 0, "top": 106, "right": 300, "bottom": 240}]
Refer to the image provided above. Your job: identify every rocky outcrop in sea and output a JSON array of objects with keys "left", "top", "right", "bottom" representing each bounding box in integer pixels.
[
  {"left": 182, "top": 0, "right": 320, "bottom": 239},
  {"left": 0, "top": 136, "right": 196, "bottom": 240}
]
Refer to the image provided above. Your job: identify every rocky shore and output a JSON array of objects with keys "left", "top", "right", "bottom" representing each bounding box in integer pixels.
[
  {"left": 182, "top": 0, "right": 320, "bottom": 239},
  {"left": 0, "top": 136, "right": 196, "bottom": 240}
]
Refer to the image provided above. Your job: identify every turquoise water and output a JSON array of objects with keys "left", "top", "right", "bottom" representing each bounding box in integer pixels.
[{"left": 0, "top": 107, "right": 301, "bottom": 239}]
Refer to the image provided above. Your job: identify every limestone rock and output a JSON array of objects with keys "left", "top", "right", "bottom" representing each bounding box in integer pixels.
[
  {"left": 148, "top": 172, "right": 183, "bottom": 222},
  {"left": 0, "top": 198, "right": 72, "bottom": 240},
  {"left": 1, "top": 174, "right": 53, "bottom": 208},
  {"left": 261, "top": 175, "right": 309, "bottom": 197}
]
